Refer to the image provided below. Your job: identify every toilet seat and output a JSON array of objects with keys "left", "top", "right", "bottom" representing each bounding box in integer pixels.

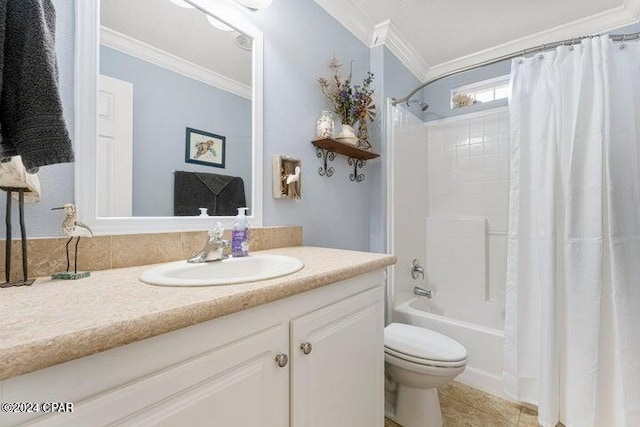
[{"left": 384, "top": 323, "right": 467, "bottom": 368}]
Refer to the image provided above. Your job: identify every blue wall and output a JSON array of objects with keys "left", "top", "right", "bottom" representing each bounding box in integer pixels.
[
  {"left": 100, "top": 46, "right": 252, "bottom": 217},
  {"left": 248, "top": 0, "right": 374, "bottom": 250}
]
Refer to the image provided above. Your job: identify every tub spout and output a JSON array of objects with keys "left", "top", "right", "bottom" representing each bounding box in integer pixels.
[{"left": 414, "top": 286, "right": 433, "bottom": 299}]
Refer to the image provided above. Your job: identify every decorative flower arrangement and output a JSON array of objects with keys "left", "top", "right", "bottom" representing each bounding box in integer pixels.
[
  {"left": 452, "top": 92, "right": 475, "bottom": 108},
  {"left": 318, "top": 56, "right": 376, "bottom": 148}
]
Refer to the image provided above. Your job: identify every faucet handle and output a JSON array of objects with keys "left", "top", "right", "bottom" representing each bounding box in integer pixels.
[{"left": 209, "top": 222, "right": 225, "bottom": 240}]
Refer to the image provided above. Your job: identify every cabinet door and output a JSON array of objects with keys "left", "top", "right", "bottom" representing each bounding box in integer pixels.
[
  {"left": 28, "top": 325, "right": 289, "bottom": 427},
  {"left": 291, "top": 287, "right": 384, "bottom": 427}
]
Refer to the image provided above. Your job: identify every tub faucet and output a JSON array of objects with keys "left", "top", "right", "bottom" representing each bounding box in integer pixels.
[
  {"left": 411, "top": 259, "right": 425, "bottom": 280},
  {"left": 414, "top": 286, "right": 433, "bottom": 299},
  {"left": 188, "top": 222, "right": 229, "bottom": 263}
]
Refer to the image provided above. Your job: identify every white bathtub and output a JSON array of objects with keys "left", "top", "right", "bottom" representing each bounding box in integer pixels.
[{"left": 393, "top": 297, "right": 507, "bottom": 399}]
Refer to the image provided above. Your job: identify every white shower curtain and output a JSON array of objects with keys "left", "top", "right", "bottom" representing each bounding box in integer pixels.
[{"left": 504, "top": 36, "right": 640, "bottom": 427}]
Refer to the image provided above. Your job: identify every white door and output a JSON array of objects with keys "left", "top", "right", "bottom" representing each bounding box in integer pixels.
[
  {"left": 290, "top": 287, "right": 385, "bottom": 427},
  {"left": 97, "top": 75, "right": 133, "bottom": 217}
]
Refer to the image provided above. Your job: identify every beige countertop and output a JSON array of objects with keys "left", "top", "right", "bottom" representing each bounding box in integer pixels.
[{"left": 0, "top": 246, "right": 396, "bottom": 381}]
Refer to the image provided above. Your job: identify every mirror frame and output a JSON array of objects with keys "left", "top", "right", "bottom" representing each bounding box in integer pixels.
[{"left": 75, "top": 0, "right": 263, "bottom": 235}]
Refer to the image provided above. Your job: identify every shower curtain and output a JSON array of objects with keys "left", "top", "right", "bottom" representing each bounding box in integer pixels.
[{"left": 504, "top": 37, "right": 640, "bottom": 427}]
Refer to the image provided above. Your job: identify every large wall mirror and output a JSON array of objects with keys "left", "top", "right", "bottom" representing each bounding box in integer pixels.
[{"left": 75, "top": 0, "right": 263, "bottom": 234}]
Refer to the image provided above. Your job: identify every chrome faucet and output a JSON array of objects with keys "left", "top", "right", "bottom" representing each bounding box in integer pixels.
[
  {"left": 188, "top": 222, "right": 229, "bottom": 263},
  {"left": 411, "top": 259, "right": 425, "bottom": 280},
  {"left": 414, "top": 286, "right": 433, "bottom": 299}
]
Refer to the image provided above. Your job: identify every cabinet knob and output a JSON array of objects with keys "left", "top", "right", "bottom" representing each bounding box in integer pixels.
[
  {"left": 300, "top": 342, "right": 313, "bottom": 355},
  {"left": 275, "top": 353, "right": 288, "bottom": 367}
]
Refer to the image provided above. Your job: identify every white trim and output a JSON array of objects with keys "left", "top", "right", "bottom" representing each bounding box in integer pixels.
[
  {"left": 312, "top": 0, "right": 373, "bottom": 47},
  {"left": 425, "top": 3, "right": 639, "bottom": 80},
  {"left": 452, "top": 75, "right": 510, "bottom": 96},
  {"left": 385, "top": 99, "right": 396, "bottom": 326},
  {"left": 371, "top": 20, "right": 429, "bottom": 81},
  {"left": 75, "top": 0, "right": 263, "bottom": 235},
  {"left": 100, "top": 26, "right": 251, "bottom": 100},
  {"left": 423, "top": 106, "right": 509, "bottom": 128}
]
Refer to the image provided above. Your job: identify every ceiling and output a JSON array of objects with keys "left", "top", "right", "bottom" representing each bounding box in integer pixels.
[
  {"left": 315, "top": 0, "right": 638, "bottom": 80},
  {"left": 101, "top": 0, "right": 253, "bottom": 87}
]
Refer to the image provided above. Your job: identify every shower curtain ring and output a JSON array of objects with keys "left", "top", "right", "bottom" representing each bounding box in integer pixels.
[
  {"left": 620, "top": 34, "right": 627, "bottom": 50},
  {"left": 538, "top": 44, "right": 545, "bottom": 59}
]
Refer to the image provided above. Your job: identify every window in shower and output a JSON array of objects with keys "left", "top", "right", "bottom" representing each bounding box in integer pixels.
[{"left": 451, "top": 75, "right": 510, "bottom": 109}]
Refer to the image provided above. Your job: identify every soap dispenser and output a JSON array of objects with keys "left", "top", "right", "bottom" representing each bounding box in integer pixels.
[{"left": 231, "top": 207, "right": 250, "bottom": 257}]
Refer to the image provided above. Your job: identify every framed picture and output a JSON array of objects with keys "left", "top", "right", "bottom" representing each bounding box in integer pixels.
[{"left": 185, "top": 127, "right": 226, "bottom": 168}]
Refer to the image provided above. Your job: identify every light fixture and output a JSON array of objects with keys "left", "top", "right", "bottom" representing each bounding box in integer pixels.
[
  {"left": 234, "top": 0, "right": 273, "bottom": 11},
  {"left": 235, "top": 33, "right": 253, "bottom": 51},
  {"left": 206, "top": 15, "right": 234, "bottom": 32},
  {"left": 168, "top": 0, "right": 194, "bottom": 8}
]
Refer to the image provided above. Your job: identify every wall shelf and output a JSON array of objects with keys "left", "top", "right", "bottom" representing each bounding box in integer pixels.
[{"left": 311, "top": 138, "right": 380, "bottom": 183}]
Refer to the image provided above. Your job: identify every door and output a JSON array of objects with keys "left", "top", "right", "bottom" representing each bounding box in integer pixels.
[
  {"left": 290, "top": 287, "right": 385, "bottom": 427},
  {"left": 97, "top": 74, "right": 133, "bottom": 217}
]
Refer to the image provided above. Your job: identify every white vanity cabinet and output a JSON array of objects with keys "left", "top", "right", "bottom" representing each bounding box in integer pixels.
[
  {"left": 1, "top": 271, "right": 385, "bottom": 427},
  {"left": 291, "top": 287, "right": 384, "bottom": 427}
]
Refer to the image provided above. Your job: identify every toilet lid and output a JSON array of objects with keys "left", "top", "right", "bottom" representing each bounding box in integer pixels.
[{"left": 384, "top": 323, "right": 467, "bottom": 363}]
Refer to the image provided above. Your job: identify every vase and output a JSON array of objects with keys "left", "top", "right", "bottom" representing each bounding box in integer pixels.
[
  {"left": 356, "top": 120, "right": 371, "bottom": 150},
  {"left": 316, "top": 110, "right": 334, "bottom": 138},
  {"left": 336, "top": 124, "right": 358, "bottom": 145}
]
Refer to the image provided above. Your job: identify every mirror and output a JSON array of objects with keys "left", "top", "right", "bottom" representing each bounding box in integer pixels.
[{"left": 75, "top": 0, "right": 263, "bottom": 233}]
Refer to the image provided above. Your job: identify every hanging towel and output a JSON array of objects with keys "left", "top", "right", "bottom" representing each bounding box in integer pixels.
[
  {"left": 0, "top": 156, "right": 40, "bottom": 203},
  {"left": 173, "top": 171, "right": 246, "bottom": 216},
  {"left": 0, "top": 0, "right": 74, "bottom": 172}
]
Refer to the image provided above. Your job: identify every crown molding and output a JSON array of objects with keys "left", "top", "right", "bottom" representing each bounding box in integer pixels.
[
  {"left": 314, "top": 0, "right": 640, "bottom": 89},
  {"left": 312, "top": 0, "right": 373, "bottom": 46},
  {"left": 100, "top": 26, "right": 252, "bottom": 99},
  {"left": 372, "top": 20, "right": 430, "bottom": 81},
  {"left": 425, "top": 2, "right": 639, "bottom": 80}
]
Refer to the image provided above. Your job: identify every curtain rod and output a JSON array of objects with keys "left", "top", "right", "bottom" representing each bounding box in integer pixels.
[{"left": 392, "top": 31, "right": 640, "bottom": 107}]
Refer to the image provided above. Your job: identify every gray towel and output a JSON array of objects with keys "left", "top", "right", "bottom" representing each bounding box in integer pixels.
[
  {"left": 174, "top": 171, "right": 246, "bottom": 216},
  {"left": 0, "top": 0, "right": 74, "bottom": 171}
]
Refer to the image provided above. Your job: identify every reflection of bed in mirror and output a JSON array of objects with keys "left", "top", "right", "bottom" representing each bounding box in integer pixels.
[
  {"left": 97, "top": 0, "right": 253, "bottom": 217},
  {"left": 173, "top": 171, "right": 246, "bottom": 217}
]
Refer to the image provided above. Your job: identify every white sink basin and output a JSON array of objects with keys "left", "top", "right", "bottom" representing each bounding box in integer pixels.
[{"left": 139, "top": 254, "right": 304, "bottom": 287}]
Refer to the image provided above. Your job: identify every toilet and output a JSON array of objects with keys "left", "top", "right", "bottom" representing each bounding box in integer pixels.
[{"left": 384, "top": 323, "right": 467, "bottom": 427}]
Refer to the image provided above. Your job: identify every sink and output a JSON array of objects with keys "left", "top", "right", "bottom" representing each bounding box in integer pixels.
[{"left": 139, "top": 254, "right": 304, "bottom": 287}]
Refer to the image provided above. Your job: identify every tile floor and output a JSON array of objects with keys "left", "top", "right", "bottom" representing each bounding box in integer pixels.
[{"left": 384, "top": 381, "right": 545, "bottom": 427}]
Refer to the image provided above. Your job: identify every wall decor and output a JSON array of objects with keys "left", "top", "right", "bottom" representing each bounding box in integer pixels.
[{"left": 185, "top": 127, "right": 226, "bottom": 168}]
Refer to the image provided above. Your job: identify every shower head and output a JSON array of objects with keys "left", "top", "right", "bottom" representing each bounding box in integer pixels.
[{"left": 407, "top": 99, "right": 429, "bottom": 111}]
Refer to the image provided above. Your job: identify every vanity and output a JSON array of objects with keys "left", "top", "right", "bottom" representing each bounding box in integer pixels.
[{"left": 0, "top": 246, "right": 395, "bottom": 427}]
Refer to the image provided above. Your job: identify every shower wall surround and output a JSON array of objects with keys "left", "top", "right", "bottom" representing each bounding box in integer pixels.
[{"left": 426, "top": 108, "right": 509, "bottom": 328}]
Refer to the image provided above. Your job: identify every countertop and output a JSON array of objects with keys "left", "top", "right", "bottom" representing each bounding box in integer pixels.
[{"left": 0, "top": 246, "right": 396, "bottom": 381}]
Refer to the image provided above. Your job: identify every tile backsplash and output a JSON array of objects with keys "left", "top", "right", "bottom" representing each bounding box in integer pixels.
[{"left": 0, "top": 226, "right": 302, "bottom": 281}]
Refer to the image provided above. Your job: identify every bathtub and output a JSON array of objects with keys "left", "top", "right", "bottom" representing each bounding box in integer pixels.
[{"left": 393, "top": 297, "right": 506, "bottom": 399}]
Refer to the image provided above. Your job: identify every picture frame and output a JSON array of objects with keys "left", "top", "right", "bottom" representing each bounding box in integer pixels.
[{"left": 185, "top": 127, "right": 226, "bottom": 168}]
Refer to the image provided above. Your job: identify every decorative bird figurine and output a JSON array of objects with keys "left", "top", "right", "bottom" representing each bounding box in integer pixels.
[
  {"left": 286, "top": 166, "right": 301, "bottom": 199},
  {"left": 51, "top": 203, "right": 93, "bottom": 276},
  {"left": 286, "top": 166, "right": 301, "bottom": 185}
]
